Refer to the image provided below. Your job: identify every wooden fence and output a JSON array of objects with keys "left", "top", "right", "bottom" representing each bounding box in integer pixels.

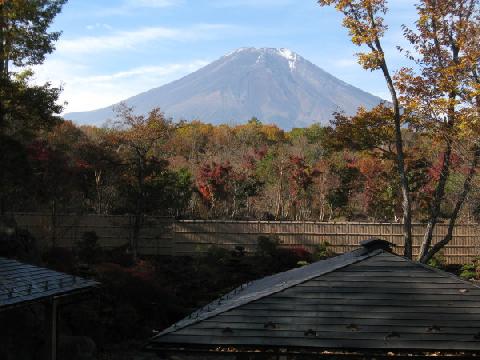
[
  {"left": 174, "top": 220, "right": 480, "bottom": 264},
  {"left": 10, "top": 214, "right": 480, "bottom": 264},
  {"left": 11, "top": 213, "right": 174, "bottom": 255}
]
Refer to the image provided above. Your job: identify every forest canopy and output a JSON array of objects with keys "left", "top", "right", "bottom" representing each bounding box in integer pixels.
[{"left": 5, "top": 106, "right": 479, "bottom": 228}]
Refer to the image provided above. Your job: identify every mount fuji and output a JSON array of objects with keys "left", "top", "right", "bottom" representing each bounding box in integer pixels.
[{"left": 65, "top": 47, "right": 385, "bottom": 129}]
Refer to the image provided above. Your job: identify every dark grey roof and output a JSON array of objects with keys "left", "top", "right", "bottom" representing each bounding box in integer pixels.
[
  {"left": 0, "top": 257, "right": 98, "bottom": 309},
  {"left": 149, "top": 245, "right": 480, "bottom": 353}
]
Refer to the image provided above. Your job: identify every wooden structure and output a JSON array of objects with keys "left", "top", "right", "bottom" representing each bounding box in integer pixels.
[
  {"left": 173, "top": 221, "right": 480, "bottom": 263},
  {"left": 0, "top": 257, "right": 98, "bottom": 360},
  {"left": 10, "top": 213, "right": 480, "bottom": 264},
  {"left": 147, "top": 239, "right": 480, "bottom": 358},
  {"left": 11, "top": 212, "right": 173, "bottom": 255}
]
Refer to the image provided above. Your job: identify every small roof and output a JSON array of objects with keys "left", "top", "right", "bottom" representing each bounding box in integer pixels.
[
  {"left": 0, "top": 257, "right": 98, "bottom": 310},
  {"left": 149, "top": 240, "right": 480, "bottom": 353}
]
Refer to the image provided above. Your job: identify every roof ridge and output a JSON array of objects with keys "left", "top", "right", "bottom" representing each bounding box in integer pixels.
[{"left": 152, "top": 248, "right": 383, "bottom": 339}]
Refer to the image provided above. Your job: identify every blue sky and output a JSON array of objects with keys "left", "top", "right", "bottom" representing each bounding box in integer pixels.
[{"left": 33, "top": 0, "right": 418, "bottom": 114}]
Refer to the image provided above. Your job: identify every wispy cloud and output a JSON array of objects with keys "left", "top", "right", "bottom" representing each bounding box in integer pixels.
[
  {"left": 70, "top": 62, "right": 208, "bottom": 84},
  {"left": 124, "top": 0, "right": 184, "bottom": 8},
  {"left": 333, "top": 58, "right": 358, "bottom": 68},
  {"left": 212, "top": 0, "right": 295, "bottom": 7},
  {"left": 33, "top": 59, "right": 209, "bottom": 113},
  {"left": 85, "top": 23, "right": 112, "bottom": 31},
  {"left": 57, "top": 24, "right": 240, "bottom": 54},
  {"left": 96, "top": 0, "right": 183, "bottom": 16}
]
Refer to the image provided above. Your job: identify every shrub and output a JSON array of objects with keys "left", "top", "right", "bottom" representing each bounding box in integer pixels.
[
  {"left": 204, "top": 245, "right": 231, "bottom": 265},
  {"left": 427, "top": 252, "right": 446, "bottom": 269},
  {"left": 104, "top": 243, "right": 134, "bottom": 267},
  {"left": 0, "top": 216, "right": 39, "bottom": 262},
  {"left": 312, "top": 241, "right": 336, "bottom": 260},
  {"left": 256, "top": 236, "right": 313, "bottom": 271},
  {"left": 459, "top": 258, "right": 480, "bottom": 280},
  {"left": 257, "top": 235, "right": 280, "bottom": 257},
  {"left": 77, "top": 231, "right": 102, "bottom": 264},
  {"left": 43, "top": 247, "right": 76, "bottom": 273},
  {"left": 460, "top": 263, "right": 477, "bottom": 280},
  {"left": 289, "top": 246, "right": 312, "bottom": 261},
  {"left": 92, "top": 261, "right": 183, "bottom": 342}
]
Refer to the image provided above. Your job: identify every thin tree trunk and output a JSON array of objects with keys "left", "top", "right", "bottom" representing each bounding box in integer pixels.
[
  {"left": 366, "top": 6, "right": 413, "bottom": 257},
  {"left": 0, "top": 2, "right": 6, "bottom": 133},
  {"left": 95, "top": 169, "right": 102, "bottom": 214},
  {"left": 417, "top": 13, "right": 463, "bottom": 260},
  {"left": 319, "top": 201, "right": 325, "bottom": 222},
  {"left": 418, "top": 140, "right": 453, "bottom": 260},
  {"left": 132, "top": 211, "right": 141, "bottom": 262},
  {"left": 131, "top": 155, "right": 145, "bottom": 262},
  {"left": 275, "top": 168, "right": 284, "bottom": 219},
  {"left": 421, "top": 145, "right": 480, "bottom": 263},
  {"left": 378, "top": 60, "right": 413, "bottom": 258}
]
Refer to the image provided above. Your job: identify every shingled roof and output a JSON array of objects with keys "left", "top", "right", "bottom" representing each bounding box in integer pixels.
[
  {"left": 0, "top": 257, "right": 98, "bottom": 310},
  {"left": 148, "top": 240, "right": 480, "bottom": 354}
]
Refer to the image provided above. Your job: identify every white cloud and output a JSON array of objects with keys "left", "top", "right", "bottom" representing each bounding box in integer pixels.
[
  {"left": 333, "top": 58, "right": 358, "bottom": 68},
  {"left": 124, "top": 0, "right": 183, "bottom": 8},
  {"left": 86, "top": 23, "right": 113, "bottom": 31},
  {"left": 95, "top": 0, "right": 183, "bottom": 16},
  {"left": 70, "top": 62, "right": 208, "bottom": 85},
  {"left": 57, "top": 24, "right": 238, "bottom": 54},
  {"left": 212, "top": 0, "right": 294, "bottom": 7},
  {"left": 32, "top": 59, "right": 209, "bottom": 113}
]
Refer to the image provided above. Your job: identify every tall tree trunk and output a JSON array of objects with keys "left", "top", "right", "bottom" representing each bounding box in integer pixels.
[
  {"left": 416, "top": 16, "right": 463, "bottom": 260},
  {"left": 366, "top": 6, "right": 413, "bottom": 257},
  {"left": 418, "top": 139, "right": 453, "bottom": 260},
  {"left": 420, "top": 145, "right": 480, "bottom": 263},
  {"left": 131, "top": 155, "right": 145, "bottom": 262},
  {"left": 94, "top": 169, "right": 102, "bottom": 214},
  {"left": 420, "top": 71, "right": 480, "bottom": 262},
  {"left": 0, "top": 2, "right": 6, "bottom": 133},
  {"left": 378, "top": 59, "right": 413, "bottom": 258},
  {"left": 319, "top": 199, "right": 325, "bottom": 222},
  {"left": 275, "top": 169, "right": 284, "bottom": 219},
  {"left": 132, "top": 210, "right": 141, "bottom": 262}
]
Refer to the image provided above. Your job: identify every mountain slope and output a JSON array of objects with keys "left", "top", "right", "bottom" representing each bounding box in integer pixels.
[{"left": 65, "top": 47, "right": 384, "bottom": 129}]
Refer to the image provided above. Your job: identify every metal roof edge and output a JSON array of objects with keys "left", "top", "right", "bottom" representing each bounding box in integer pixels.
[{"left": 0, "top": 257, "right": 100, "bottom": 309}]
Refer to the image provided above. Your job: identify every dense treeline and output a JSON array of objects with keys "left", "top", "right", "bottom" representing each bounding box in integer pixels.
[{"left": 3, "top": 103, "right": 479, "bottom": 225}]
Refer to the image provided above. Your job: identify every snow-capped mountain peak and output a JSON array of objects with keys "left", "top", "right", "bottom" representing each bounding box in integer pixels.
[
  {"left": 65, "top": 47, "right": 384, "bottom": 129},
  {"left": 277, "top": 48, "right": 298, "bottom": 71}
]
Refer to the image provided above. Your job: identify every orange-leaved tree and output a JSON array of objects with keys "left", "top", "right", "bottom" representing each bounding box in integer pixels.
[
  {"left": 317, "top": 0, "right": 413, "bottom": 257},
  {"left": 395, "top": 0, "right": 480, "bottom": 263},
  {"left": 106, "top": 103, "right": 173, "bottom": 261}
]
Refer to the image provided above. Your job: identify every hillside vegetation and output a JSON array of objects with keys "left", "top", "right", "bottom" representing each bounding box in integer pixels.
[{"left": 4, "top": 107, "right": 479, "bottom": 225}]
